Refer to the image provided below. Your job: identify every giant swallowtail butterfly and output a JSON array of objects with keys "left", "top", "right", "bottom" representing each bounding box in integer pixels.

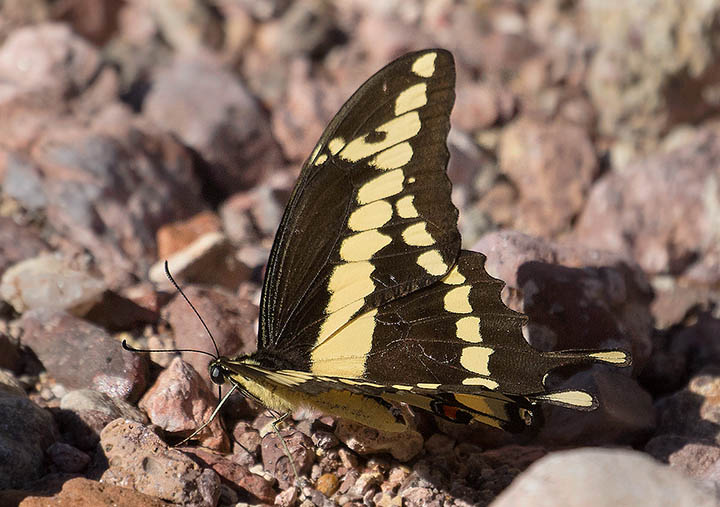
[{"left": 128, "top": 49, "right": 630, "bottom": 440}]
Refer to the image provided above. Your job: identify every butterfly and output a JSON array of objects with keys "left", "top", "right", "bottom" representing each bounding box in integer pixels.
[{"left": 126, "top": 48, "right": 630, "bottom": 443}]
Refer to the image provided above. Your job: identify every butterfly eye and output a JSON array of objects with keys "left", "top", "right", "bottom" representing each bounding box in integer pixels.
[{"left": 210, "top": 365, "right": 224, "bottom": 385}]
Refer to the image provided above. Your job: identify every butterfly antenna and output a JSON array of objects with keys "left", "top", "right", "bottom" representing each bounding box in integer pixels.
[
  {"left": 121, "top": 339, "right": 217, "bottom": 358},
  {"left": 164, "top": 260, "right": 221, "bottom": 358}
]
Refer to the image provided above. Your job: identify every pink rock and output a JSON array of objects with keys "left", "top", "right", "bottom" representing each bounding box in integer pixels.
[{"left": 139, "top": 357, "right": 229, "bottom": 452}]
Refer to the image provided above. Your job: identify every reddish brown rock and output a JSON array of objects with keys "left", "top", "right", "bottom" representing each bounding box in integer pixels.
[
  {"left": 474, "top": 230, "right": 653, "bottom": 366},
  {"left": 149, "top": 231, "right": 250, "bottom": 290},
  {"left": 139, "top": 357, "right": 229, "bottom": 452},
  {"left": 19, "top": 309, "right": 148, "bottom": 401},
  {"left": 498, "top": 118, "right": 597, "bottom": 236},
  {"left": 163, "top": 285, "right": 257, "bottom": 390},
  {"left": 453, "top": 82, "right": 502, "bottom": 132},
  {"left": 183, "top": 447, "right": 277, "bottom": 504},
  {"left": 10, "top": 477, "right": 171, "bottom": 507},
  {"left": 156, "top": 211, "right": 222, "bottom": 259},
  {"left": 143, "top": 57, "right": 283, "bottom": 192},
  {"left": 335, "top": 419, "right": 423, "bottom": 463},
  {"left": 0, "top": 23, "right": 99, "bottom": 102},
  {"left": 575, "top": 126, "right": 720, "bottom": 285},
  {"left": 0, "top": 216, "right": 47, "bottom": 277},
  {"left": 262, "top": 430, "right": 315, "bottom": 489},
  {"left": 23, "top": 117, "right": 205, "bottom": 287},
  {"left": 55, "top": 388, "right": 148, "bottom": 451},
  {"left": 100, "top": 418, "right": 220, "bottom": 506}
]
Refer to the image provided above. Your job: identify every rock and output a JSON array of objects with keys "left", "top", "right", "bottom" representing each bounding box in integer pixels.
[
  {"left": 156, "top": 211, "right": 223, "bottom": 260},
  {"left": 100, "top": 418, "right": 221, "bottom": 506},
  {"left": 148, "top": 0, "right": 223, "bottom": 53},
  {"left": 60, "top": 389, "right": 148, "bottom": 422},
  {"left": 583, "top": 0, "right": 720, "bottom": 153},
  {"left": 490, "top": 448, "right": 718, "bottom": 507},
  {"left": 0, "top": 253, "right": 106, "bottom": 315},
  {"left": 0, "top": 215, "right": 47, "bottom": 278},
  {"left": 270, "top": 58, "right": 340, "bottom": 162},
  {"left": 84, "top": 290, "right": 160, "bottom": 331},
  {"left": 654, "top": 369, "right": 720, "bottom": 445},
  {"left": 474, "top": 230, "right": 653, "bottom": 366},
  {"left": 53, "top": 0, "right": 123, "bottom": 45},
  {"left": 182, "top": 447, "right": 277, "bottom": 504},
  {"left": 0, "top": 333, "right": 22, "bottom": 372},
  {"left": 334, "top": 419, "right": 423, "bottom": 462},
  {"left": 262, "top": 430, "right": 315, "bottom": 489},
  {"left": 139, "top": 357, "right": 229, "bottom": 451},
  {"left": 0, "top": 23, "right": 99, "bottom": 101},
  {"left": 453, "top": 82, "right": 502, "bottom": 132},
  {"left": 148, "top": 231, "right": 250, "bottom": 290},
  {"left": 55, "top": 388, "right": 148, "bottom": 451},
  {"left": 1, "top": 150, "right": 44, "bottom": 207},
  {"left": 498, "top": 118, "right": 597, "bottom": 236},
  {"left": 162, "top": 285, "right": 257, "bottom": 391},
  {"left": 315, "top": 472, "right": 340, "bottom": 497},
  {"left": 575, "top": 126, "right": 720, "bottom": 285},
  {"left": 538, "top": 368, "right": 655, "bottom": 445},
  {"left": 0, "top": 373, "right": 58, "bottom": 489},
  {"left": 143, "top": 57, "right": 283, "bottom": 192},
  {"left": 646, "top": 434, "right": 720, "bottom": 488},
  {"left": 275, "top": 485, "right": 299, "bottom": 506},
  {"left": 6, "top": 477, "right": 171, "bottom": 507},
  {"left": 19, "top": 308, "right": 148, "bottom": 401},
  {"left": 46, "top": 442, "right": 91, "bottom": 473}
]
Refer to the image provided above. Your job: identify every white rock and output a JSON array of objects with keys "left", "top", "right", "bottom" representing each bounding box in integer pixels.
[
  {"left": 490, "top": 448, "right": 719, "bottom": 507},
  {"left": 0, "top": 254, "right": 105, "bottom": 315}
]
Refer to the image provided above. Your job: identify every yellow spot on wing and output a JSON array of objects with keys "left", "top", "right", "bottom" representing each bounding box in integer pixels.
[
  {"left": 357, "top": 169, "right": 404, "bottom": 205},
  {"left": 328, "top": 137, "right": 345, "bottom": 155},
  {"left": 395, "top": 83, "right": 427, "bottom": 115},
  {"left": 535, "top": 390, "right": 595, "bottom": 408},
  {"left": 417, "top": 250, "right": 448, "bottom": 276},
  {"left": 396, "top": 195, "right": 418, "bottom": 218},
  {"left": 412, "top": 52, "right": 437, "bottom": 77},
  {"left": 316, "top": 299, "right": 364, "bottom": 349},
  {"left": 348, "top": 200, "right": 393, "bottom": 231},
  {"left": 460, "top": 346, "right": 493, "bottom": 375},
  {"left": 589, "top": 350, "right": 629, "bottom": 364},
  {"left": 462, "top": 377, "right": 499, "bottom": 389},
  {"left": 442, "top": 265, "right": 465, "bottom": 284},
  {"left": 326, "top": 262, "right": 375, "bottom": 313},
  {"left": 314, "top": 153, "right": 328, "bottom": 165},
  {"left": 311, "top": 309, "right": 378, "bottom": 377},
  {"left": 340, "top": 229, "right": 391, "bottom": 261},
  {"left": 456, "top": 316, "right": 482, "bottom": 342},
  {"left": 402, "top": 222, "right": 434, "bottom": 246},
  {"left": 370, "top": 142, "right": 413, "bottom": 170},
  {"left": 340, "top": 112, "right": 421, "bottom": 162},
  {"left": 309, "top": 142, "right": 322, "bottom": 164},
  {"left": 392, "top": 385, "right": 413, "bottom": 391},
  {"left": 416, "top": 383, "right": 441, "bottom": 389},
  {"left": 444, "top": 286, "right": 472, "bottom": 313}
]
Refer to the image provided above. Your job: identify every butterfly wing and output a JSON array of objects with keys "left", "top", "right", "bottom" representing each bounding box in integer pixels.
[{"left": 259, "top": 50, "right": 460, "bottom": 370}]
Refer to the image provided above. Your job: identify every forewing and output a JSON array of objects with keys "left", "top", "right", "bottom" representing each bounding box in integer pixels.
[{"left": 259, "top": 50, "right": 460, "bottom": 362}]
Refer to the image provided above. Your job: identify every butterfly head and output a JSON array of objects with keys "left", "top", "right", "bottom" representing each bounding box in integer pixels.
[{"left": 209, "top": 359, "right": 226, "bottom": 385}]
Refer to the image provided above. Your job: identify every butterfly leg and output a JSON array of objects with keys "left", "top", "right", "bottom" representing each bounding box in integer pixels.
[
  {"left": 176, "top": 384, "right": 238, "bottom": 447},
  {"left": 269, "top": 412, "right": 302, "bottom": 481}
]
